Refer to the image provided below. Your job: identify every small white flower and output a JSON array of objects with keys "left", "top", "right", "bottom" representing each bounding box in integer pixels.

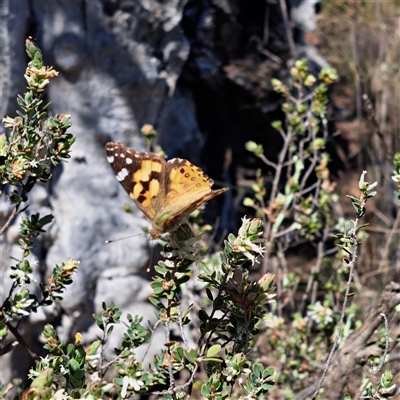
[
  {"left": 52, "top": 389, "right": 68, "bottom": 399},
  {"left": 121, "top": 376, "right": 144, "bottom": 397}
]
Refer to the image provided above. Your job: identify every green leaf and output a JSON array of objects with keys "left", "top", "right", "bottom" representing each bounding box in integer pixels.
[
  {"left": 151, "top": 281, "right": 164, "bottom": 295},
  {"left": 265, "top": 366, "right": 274, "bottom": 376},
  {"left": 0, "top": 322, "right": 8, "bottom": 339},
  {"left": 356, "top": 223, "right": 369, "bottom": 231},
  {"left": 26, "top": 39, "right": 44, "bottom": 68},
  {"left": 346, "top": 195, "right": 359, "bottom": 202},
  {"left": 86, "top": 340, "right": 101, "bottom": 356},
  {"left": 38, "top": 214, "right": 54, "bottom": 228},
  {"left": 245, "top": 141, "right": 264, "bottom": 156},
  {"left": 206, "top": 288, "right": 214, "bottom": 301},
  {"left": 68, "top": 358, "right": 80, "bottom": 372},
  {"left": 93, "top": 314, "right": 104, "bottom": 330},
  {"left": 184, "top": 349, "right": 197, "bottom": 364},
  {"left": 106, "top": 325, "right": 114, "bottom": 336},
  {"left": 198, "top": 310, "right": 208, "bottom": 322},
  {"left": 148, "top": 296, "right": 165, "bottom": 309},
  {"left": 31, "top": 368, "right": 53, "bottom": 389},
  {"left": 381, "top": 370, "right": 393, "bottom": 387},
  {"left": 337, "top": 245, "right": 352, "bottom": 255},
  {"left": 207, "top": 344, "right": 221, "bottom": 357},
  {"left": 204, "top": 357, "right": 223, "bottom": 363},
  {"left": 271, "top": 120, "right": 282, "bottom": 130},
  {"left": 72, "top": 369, "right": 85, "bottom": 380},
  {"left": 253, "top": 363, "right": 263, "bottom": 377}
]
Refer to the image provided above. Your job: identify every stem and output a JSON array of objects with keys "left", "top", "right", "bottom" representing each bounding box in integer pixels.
[
  {"left": 355, "top": 313, "right": 389, "bottom": 398},
  {"left": 278, "top": 0, "right": 295, "bottom": 57},
  {"left": 313, "top": 199, "right": 367, "bottom": 399},
  {"left": 0, "top": 206, "right": 19, "bottom": 236},
  {"left": 6, "top": 321, "right": 40, "bottom": 362}
]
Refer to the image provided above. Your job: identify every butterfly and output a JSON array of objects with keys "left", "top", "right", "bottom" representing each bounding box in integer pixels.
[{"left": 105, "top": 142, "right": 229, "bottom": 239}]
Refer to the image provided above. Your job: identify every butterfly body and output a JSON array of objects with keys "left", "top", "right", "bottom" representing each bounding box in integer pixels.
[{"left": 106, "top": 142, "right": 228, "bottom": 239}]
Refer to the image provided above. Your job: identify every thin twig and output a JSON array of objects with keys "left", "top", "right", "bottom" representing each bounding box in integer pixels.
[
  {"left": 177, "top": 303, "right": 189, "bottom": 349},
  {"left": 0, "top": 206, "right": 19, "bottom": 236},
  {"left": 258, "top": 154, "right": 277, "bottom": 169},
  {"left": 271, "top": 224, "right": 297, "bottom": 239},
  {"left": 264, "top": 131, "right": 292, "bottom": 241},
  {"left": 0, "top": 340, "right": 18, "bottom": 356},
  {"left": 351, "top": 0, "right": 362, "bottom": 170},
  {"left": 263, "top": 2, "right": 270, "bottom": 45},
  {"left": 152, "top": 363, "right": 199, "bottom": 397},
  {"left": 362, "top": 93, "right": 391, "bottom": 161},
  {"left": 279, "top": 0, "right": 295, "bottom": 58},
  {"left": 310, "top": 221, "right": 331, "bottom": 308},
  {"left": 301, "top": 222, "right": 329, "bottom": 316},
  {"left": 313, "top": 199, "right": 367, "bottom": 399},
  {"left": 6, "top": 321, "right": 40, "bottom": 362},
  {"left": 378, "top": 208, "right": 400, "bottom": 272},
  {"left": 140, "top": 320, "right": 162, "bottom": 363},
  {"left": 313, "top": 251, "right": 357, "bottom": 398},
  {"left": 97, "top": 319, "right": 106, "bottom": 377},
  {"left": 165, "top": 316, "right": 175, "bottom": 390},
  {"left": 258, "top": 45, "right": 283, "bottom": 64},
  {"left": 355, "top": 313, "right": 390, "bottom": 398},
  {"left": 196, "top": 273, "right": 230, "bottom": 350}
]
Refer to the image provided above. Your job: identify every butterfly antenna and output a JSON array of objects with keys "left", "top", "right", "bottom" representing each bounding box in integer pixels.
[
  {"left": 105, "top": 233, "right": 144, "bottom": 244},
  {"left": 146, "top": 241, "right": 154, "bottom": 273}
]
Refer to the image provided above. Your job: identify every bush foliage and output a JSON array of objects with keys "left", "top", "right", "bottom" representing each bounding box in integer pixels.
[{"left": 0, "top": 39, "right": 399, "bottom": 400}]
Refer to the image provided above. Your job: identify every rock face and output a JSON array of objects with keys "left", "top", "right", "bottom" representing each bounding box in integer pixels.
[{"left": 0, "top": 0, "right": 324, "bottom": 385}]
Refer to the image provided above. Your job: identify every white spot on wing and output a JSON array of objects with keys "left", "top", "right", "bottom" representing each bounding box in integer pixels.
[
  {"left": 120, "top": 153, "right": 125, "bottom": 158},
  {"left": 107, "top": 155, "right": 114, "bottom": 163},
  {"left": 126, "top": 158, "right": 132, "bottom": 164},
  {"left": 116, "top": 168, "right": 129, "bottom": 181}
]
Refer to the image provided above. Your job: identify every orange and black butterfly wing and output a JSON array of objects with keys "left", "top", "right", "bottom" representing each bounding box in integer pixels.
[
  {"left": 156, "top": 158, "right": 228, "bottom": 231},
  {"left": 105, "top": 142, "right": 166, "bottom": 221}
]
